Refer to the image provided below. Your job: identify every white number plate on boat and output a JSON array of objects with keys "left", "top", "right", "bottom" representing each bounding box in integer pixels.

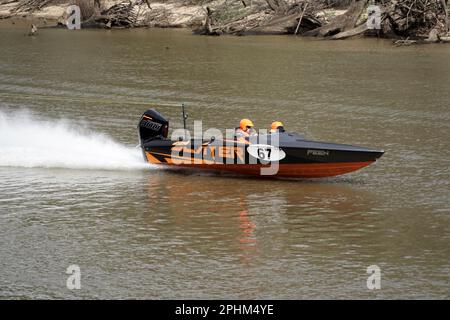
[{"left": 247, "top": 144, "right": 286, "bottom": 162}]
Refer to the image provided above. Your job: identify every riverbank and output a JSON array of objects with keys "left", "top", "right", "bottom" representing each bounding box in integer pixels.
[
  {"left": 1, "top": 0, "right": 449, "bottom": 43},
  {"left": 0, "top": 0, "right": 207, "bottom": 28}
]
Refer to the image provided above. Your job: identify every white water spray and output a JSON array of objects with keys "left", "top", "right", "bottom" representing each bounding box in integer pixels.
[{"left": 0, "top": 110, "right": 151, "bottom": 170}]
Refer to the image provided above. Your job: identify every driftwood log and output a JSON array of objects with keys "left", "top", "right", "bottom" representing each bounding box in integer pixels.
[
  {"left": 11, "top": 0, "right": 52, "bottom": 13},
  {"left": 0, "top": 0, "right": 18, "bottom": 5},
  {"left": 393, "top": 38, "right": 418, "bottom": 46},
  {"left": 294, "top": 1, "right": 309, "bottom": 35},
  {"left": 303, "top": 0, "right": 449, "bottom": 40},
  {"left": 246, "top": 11, "right": 320, "bottom": 35},
  {"left": 382, "top": 0, "right": 449, "bottom": 37},
  {"left": 199, "top": 6, "right": 220, "bottom": 35},
  {"left": 304, "top": 0, "right": 368, "bottom": 37},
  {"left": 330, "top": 23, "right": 368, "bottom": 39},
  {"left": 198, "top": 0, "right": 322, "bottom": 36},
  {"left": 441, "top": 0, "right": 449, "bottom": 32},
  {"left": 78, "top": 0, "right": 140, "bottom": 28}
]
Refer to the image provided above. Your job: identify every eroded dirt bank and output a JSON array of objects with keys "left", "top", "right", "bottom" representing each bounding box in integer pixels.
[{"left": 1, "top": 1, "right": 449, "bottom": 43}]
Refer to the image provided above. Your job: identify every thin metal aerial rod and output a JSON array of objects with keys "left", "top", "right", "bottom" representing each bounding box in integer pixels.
[{"left": 181, "top": 103, "right": 188, "bottom": 131}]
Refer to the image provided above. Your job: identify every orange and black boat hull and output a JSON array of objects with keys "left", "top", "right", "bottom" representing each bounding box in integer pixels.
[
  {"left": 144, "top": 152, "right": 375, "bottom": 178},
  {"left": 138, "top": 109, "right": 384, "bottom": 179}
]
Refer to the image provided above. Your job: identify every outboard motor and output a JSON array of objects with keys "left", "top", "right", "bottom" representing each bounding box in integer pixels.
[{"left": 138, "top": 109, "right": 169, "bottom": 144}]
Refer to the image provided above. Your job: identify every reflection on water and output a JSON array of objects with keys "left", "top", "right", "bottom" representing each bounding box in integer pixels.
[
  {"left": 238, "top": 207, "right": 257, "bottom": 263},
  {"left": 135, "top": 170, "right": 390, "bottom": 298},
  {"left": 0, "top": 27, "right": 449, "bottom": 299}
]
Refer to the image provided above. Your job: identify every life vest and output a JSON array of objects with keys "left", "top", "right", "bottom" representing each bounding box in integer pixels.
[{"left": 235, "top": 127, "right": 250, "bottom": 138}]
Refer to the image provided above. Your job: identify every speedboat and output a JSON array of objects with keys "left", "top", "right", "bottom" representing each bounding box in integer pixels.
[{"left": 138, "top": 108, "right": 384, "bottom": 178}]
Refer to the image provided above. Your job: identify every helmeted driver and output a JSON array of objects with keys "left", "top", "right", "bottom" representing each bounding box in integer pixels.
[
  {"left": 235, "top": 119, "right": 257, "bottom": 138},
  {"left": 269, "top": 121, "right": 285, "bottom": 133}
]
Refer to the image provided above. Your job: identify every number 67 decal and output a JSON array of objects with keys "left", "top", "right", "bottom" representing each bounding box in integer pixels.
[{"left": 248, "top": 144, "right": 286, "bottom": 163}]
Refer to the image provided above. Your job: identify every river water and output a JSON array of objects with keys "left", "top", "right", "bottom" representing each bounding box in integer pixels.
[{"left": 0, "top": 27, "right": 449, "bottom": 299}]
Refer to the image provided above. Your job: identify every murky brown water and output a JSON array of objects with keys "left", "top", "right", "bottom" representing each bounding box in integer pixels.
[{"left": 0, "top": 27, "right": 449, "bottom": 299}]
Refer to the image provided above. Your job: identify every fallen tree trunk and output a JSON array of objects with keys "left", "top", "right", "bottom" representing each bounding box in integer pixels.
[
  {"left": 425, "top": 28, "right": 440, "bottom": 42},
  {"left": 304, "top": 0, "right": 368, "bottom": 37},
  {"left": 11, "top": 0, "right": 52, "bottom": 13},
  {"left": 199, "top": 6, "right": 220, "bottom": 35},
  {"left": 0, "top": 0, "right": 18, "bottom": 5},
  {"left": 294, "top": 1, "right": 308, "bottom": 35},
  {"left": 441, "top": 0, "right": 449, "bottom": 32},
  {"left": 248, "top": 12, "right": 308, "bottom": 33},
  {"left": 330, "top": 22, "right": 368, "bottom": 39},
  {"left": 394, "top": 38, "right": 418, "bottom": 46}
]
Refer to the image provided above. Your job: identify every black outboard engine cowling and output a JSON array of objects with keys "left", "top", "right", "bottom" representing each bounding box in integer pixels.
[{"left": 138, "top": 109, "right": 169, "bottom": 144}]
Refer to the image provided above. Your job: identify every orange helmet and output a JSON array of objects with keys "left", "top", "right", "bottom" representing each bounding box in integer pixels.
[
  {"left": 271, "top": 121, "right": 284, "bottom": 130},
  {"left": 240, "top": 119, "right": 254, "bottom": 131}
]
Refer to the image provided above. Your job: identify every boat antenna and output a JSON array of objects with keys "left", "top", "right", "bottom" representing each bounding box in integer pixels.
[{"left": 181, "top": 103, "right": 188, "bottom": 131}]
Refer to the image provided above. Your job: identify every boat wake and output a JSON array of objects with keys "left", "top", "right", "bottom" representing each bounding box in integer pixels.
[{"left": 0, "top": 110, "right": 151, "bottom": 170}]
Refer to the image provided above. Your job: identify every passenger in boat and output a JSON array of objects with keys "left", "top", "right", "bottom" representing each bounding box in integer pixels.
[
  {"left": 235, "top": 119, "right": 257, "bottom": 138},
  {"left": 269, "top": 121, "right": 285, "bottom": 133}
]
